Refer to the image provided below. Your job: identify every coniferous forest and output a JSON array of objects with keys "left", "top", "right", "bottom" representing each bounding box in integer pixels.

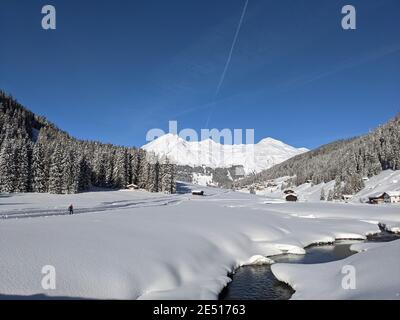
[
  {"left": 239, "top": 113, "right": 400, "bottom": 199},
  {"left": 0, "top": 91, "right": 176, "bottom": 194}
]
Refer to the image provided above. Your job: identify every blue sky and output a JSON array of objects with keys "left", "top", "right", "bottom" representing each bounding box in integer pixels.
[{"left": 1, "top": 0, "right": 399, "bottom": 149}]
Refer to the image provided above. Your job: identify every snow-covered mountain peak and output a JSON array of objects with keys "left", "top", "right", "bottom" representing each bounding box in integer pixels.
[
  {"left": 257, "top": 137, "right": 287, "bottom": 146},
  {"left": 143, "top": 134, "right": 308, "bottom": 174}
]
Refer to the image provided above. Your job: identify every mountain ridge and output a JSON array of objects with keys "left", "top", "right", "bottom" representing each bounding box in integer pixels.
[{"left": 143, "top": 133, "right": 308, "bottom": 174}]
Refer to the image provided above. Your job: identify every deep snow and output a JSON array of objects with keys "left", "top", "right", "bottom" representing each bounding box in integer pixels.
[{"left": 1, "top": 183, "right": 399, "bottom": 300}]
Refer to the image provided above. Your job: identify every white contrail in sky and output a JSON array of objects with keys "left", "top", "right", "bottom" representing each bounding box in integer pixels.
[
  {"left": 215, "top": 0, "right": 249, "bottom": 97},
  {"left": 205, "top": 0, "right": 249, "bottom": 128}
]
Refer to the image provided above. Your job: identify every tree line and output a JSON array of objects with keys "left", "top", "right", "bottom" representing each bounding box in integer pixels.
[
  {"left": 239, "top": 113, "right": 400, "bottom": 199},
  {"left": 0, "top": 91, "right": 176, "bottom": 194}
]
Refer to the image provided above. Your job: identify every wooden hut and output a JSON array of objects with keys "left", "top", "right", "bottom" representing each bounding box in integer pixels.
[
  {"left": 283, "top": 189, "right": 295, "bottom": 195},
  {"left": 383, "top": 191, "right": 400, "bottom": 203},
  {"left": 192, "top": 190, "right": 205, "bottom": 196},
  {"left": 368, "top": 193, "right": 385, "bottom": 204},
  {"left": 285, "top": 193, "right": 298, "bottom": 202}
]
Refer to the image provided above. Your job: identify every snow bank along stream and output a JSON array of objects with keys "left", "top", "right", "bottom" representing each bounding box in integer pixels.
[
  {"left": 221, "top": 232, "right": 400, "bottom": 300},
  {"left": 1, "top": 185, "right": 399, "bottom": 300}
]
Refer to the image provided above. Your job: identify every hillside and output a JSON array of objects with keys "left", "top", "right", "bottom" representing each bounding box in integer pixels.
[
  {"left": 240, "top": 170, "right": 400, "bottom": 205},
  {"left": 0, "top": 91, "right": 176, "bottom": 194},
  {"left": 239, "top": 113, "right": 400, "bottom": 199}
]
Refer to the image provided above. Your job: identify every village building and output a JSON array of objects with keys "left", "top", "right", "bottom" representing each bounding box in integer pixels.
[
  {"left": 283, "top": 189, "right": 295, "bottom": 195},
  {"left": 126, "top": 184, "right": 139, "bottom": 190},
  {"left": 192, "top": 190, "right": 205, "bottom": 196},
  {"left": 368, "top": 193, "right": 385, "bottom": 204},
  {"left": 285, "top": 193, "right": 298, "bottom": 202},
  {"left": 383, "top": 191, "right": 400, "bottom": 204}
]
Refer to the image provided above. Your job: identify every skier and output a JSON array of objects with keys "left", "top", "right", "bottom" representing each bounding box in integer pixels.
[{"left": 68, "top": 204, "right": 74, "bottom": 215}]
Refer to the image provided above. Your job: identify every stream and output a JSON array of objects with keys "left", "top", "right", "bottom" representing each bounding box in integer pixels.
[{"left": 219, "top": 232, "right": 400, "bottom": 300}]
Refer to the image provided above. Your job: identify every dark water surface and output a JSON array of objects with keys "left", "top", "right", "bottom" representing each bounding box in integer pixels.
[{"left": 220, "top": 232, "right": 400, "bottom": 300}]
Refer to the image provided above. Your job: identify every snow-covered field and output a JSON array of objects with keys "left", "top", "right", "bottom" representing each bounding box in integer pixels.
[{"left": 1, "top": 183, "right": 399, "bottom": 300}]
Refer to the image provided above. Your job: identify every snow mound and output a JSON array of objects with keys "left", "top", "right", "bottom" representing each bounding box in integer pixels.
[{"left": 242, "top": 255, "right": 274, "bottom": 266}]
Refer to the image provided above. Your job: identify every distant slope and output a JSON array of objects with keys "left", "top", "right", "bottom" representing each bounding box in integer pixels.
[
  {"left": 244, "top": 170, "right": 400, "bottom": 204},
  {"left": 143, "top": 133, "right": 308, "bottom": 174},
  {"left": 239, "top": 113, "right": 400, "bottom": 198}
]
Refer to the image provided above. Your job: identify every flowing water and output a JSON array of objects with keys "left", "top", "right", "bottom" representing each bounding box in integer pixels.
[{"left": 219, "top": 232, "right": 400, "bottom": 300}]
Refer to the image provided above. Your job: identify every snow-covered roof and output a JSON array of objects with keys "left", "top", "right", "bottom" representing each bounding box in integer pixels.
[
  {"left": 285, "top": 193, "right": 298, "bottom": 198},
  {"left": 284, "top": 189, "right": 295, "bottom": 194},
  {"left": 384, "top": 191, "right": 400, "bottom": 197},
  {"left": 368, "top": 192, "right": 384, "bottom": 199}
]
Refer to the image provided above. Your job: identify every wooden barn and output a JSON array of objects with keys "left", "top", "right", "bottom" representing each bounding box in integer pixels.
[
  {"left": 283, "top": 189, "right": 295, "bottom": 195},
  {"left": 368, "top": 193, "right": 385, "bottom": 204},
  {"left": 383, "top": 191, "right": 400, "bottom": 203},
  {"left": 285, "top": 193, "right": 298, "bottom": 202},
  {"left": 192, "top": 190, "right": 205, "bottom": 196}
]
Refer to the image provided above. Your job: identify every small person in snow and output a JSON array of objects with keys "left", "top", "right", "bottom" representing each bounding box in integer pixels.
[{"left": 68, "top": 204, "right": 74, "bottom": 215}]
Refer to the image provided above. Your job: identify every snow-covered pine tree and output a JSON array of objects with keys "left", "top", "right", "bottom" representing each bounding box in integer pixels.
[
  {"left": 127, "top": 149, "right": 137, "bottom": 185},
  {"left": 112, "top": 148, "right": 128, "bottom": 189},
  {"left": 0, "top": 139, "right": 16, "bottom": 192},
  {"left": 105, "top": 151, "right": 115, "bottom": 188},
  {"left": 333, "top": 176, "right": 343, "bottom": 200},
  {"left": 32, "top": 142, "right": 49, "bottom": 192},
  {"left": 136, "top": 149, "right": 148, "bottom": 189},
  {"left": 48, "top": 145, "right": 65, "bottom": 194},
  {"left": 78, "top": 155, "right": 91, "bottom": 192},
  {"left": 62, "top": 147, "right": 79, "bottom": 194},
  {"left": 93, "top": 151, "right": 107, "bottom": 187},
  {"left": 320, "top": 187, "right": 326, "bottom": 201},
  {"left": 147, "top": 156, "right": 160, "bottom": 192},
  {"left": 14, "top": 139, "right": 31, "bottom": 193},
  {"left": 161, "top": 158, "right": 176, "bottom": 194},
  {"left": 327, "top": 189, "right": 334, "bottom": 201}
]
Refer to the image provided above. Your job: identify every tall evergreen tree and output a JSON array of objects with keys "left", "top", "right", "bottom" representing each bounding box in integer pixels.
[
  {"left": 14, "top": 139, "right": 30, "bottom": 193},
  {"left": 78, "top": 155, "right": 91, "bottom": 192},
  {"left": 48, "top": 145, "right": 65, "bottom": 194},
  {"left": 32, "top": 142, "right": 49, "bottom": 193},
  {"left": 113, "top": 148, "right": 128, "bottom": 189},
  {"left": 0, "top": 140, "right": 16, "bottom": 192}
]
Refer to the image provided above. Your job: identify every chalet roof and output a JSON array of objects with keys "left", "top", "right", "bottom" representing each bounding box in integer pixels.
[
  {"left": 285, "top": 193, "right": 298, "bottom": 198},
  {"left": 384, "top": 191, "right": 400, "bottom": 197},
  {"left": 283, "top": 189, "right": 295, "bottom": 194},
  {"left": 368, "top": 193, "right": 385, "bottom": 199}
]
